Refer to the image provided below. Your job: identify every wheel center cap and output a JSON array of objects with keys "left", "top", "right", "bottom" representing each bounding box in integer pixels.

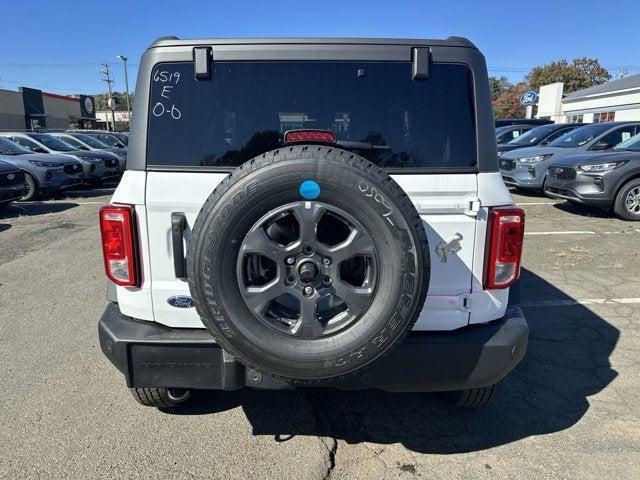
[{"left": 298, "top": 261, "right": 319, "bottom": 283}]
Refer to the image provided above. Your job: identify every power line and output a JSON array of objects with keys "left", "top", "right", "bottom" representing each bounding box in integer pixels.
[{"left": 0, "top": 62, "right": 139, "bottom": 68}]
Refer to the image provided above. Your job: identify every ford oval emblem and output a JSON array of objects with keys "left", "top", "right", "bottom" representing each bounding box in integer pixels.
[
  {"left": 520, "top": 90, "right": 538, "bottom": 106},
  {"left": 167, "top": 295, "right": 195, "bottom": 308},
  {"left": 7, "top": 173, "right": 15, "bottom": 180}
]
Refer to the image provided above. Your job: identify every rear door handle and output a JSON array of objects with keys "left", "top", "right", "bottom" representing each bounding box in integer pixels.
[{"left": 171, "top": 212, "right": 188, "bottom": 280}]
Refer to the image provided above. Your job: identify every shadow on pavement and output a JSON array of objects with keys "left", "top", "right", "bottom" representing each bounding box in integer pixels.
[
  {"left": 0, "top": 223, "right": 11, "bottom": 233},
  {"left": 0, "top": 202, "right": 79, "bottom": 219},
  {"left": 552, "top": 200, "right": 612, "bottom": 219},
  {"left": 166, "top": 268, "right": 619, "bottom": 454},
  {"left": 52, "top": 186, "right": 115, "bottom": 201}
]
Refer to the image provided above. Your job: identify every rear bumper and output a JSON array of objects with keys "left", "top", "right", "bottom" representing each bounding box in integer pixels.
[{"left": 98, "top": 302, "right": 528, "bottom": 393}]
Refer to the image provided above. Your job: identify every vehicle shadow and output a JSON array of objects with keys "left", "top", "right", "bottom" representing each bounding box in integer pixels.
[
  {"left": 508, "top": 186, "right": 543, "bottom": 198},
  {"left": 0, "top": 202, "right": 79, "bottom": 219},
  {"left": 167, "top": 267, "right": 619, "bottom": 453},
  {"left": 552, "top": 200, "right": 613, "bottom": 219},
  {"left": 52, "top": 186, "right": 116, "bottom": 201},
  {"left": 0, "top": 223, "right": 11, "bottom": 233}
]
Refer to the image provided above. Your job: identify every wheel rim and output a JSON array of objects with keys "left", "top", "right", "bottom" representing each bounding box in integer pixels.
[
  {"left": 625, "top": 186, "right": 640, "bottom": 214},
  {"left": 22, "top": 175, "right": 34, "bottom": 200},
  {"left": 236, "top": 201, "right": 378, "bottom": 340}
]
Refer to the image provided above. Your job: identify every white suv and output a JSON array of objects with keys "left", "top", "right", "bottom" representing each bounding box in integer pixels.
[{"left": 98, "top": 36, "right": 528, "bottom": 409}]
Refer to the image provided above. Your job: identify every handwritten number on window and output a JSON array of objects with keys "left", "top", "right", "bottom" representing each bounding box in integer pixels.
[{"left": 152, "top": 70, "right": 182, "bottom": 120}]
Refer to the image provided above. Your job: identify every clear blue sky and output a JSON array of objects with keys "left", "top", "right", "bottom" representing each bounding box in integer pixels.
[{"left": 2, "top": 0, "right": 639, "bottom": 95}]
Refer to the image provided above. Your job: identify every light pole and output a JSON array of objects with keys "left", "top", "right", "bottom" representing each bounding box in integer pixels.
[{"left": 116, "top": 55, "right": 131, "bottom": 123}]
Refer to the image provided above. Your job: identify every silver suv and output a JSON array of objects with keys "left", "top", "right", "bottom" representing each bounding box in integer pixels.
[
  {"left": 0, "top": 132, "right": 121, "bottom": 186},
  {"left": 500, "top": 122, "right": 640, "bottom": 192},
  {"left": 0, "top": 137, "right": 83, "bottom": 200}
]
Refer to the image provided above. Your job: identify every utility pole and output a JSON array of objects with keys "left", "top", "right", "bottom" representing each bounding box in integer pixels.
[
  {"left": 617, "top": 67, "right": 629, "bottom": 79},
  {"left": 116, "top": 55, "right": 131, "bottom": 122},
  {"left": 100, "top": 63, "right": 116, "bottom": 131}
]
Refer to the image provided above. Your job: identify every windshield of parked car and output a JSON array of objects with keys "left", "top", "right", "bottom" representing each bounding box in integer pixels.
[
  {"left": 57, "top": 136, "right": 87, "bottom": 149},
  {"left": 113, "top": 132, "right": 128, "bottom": 145},
  {"left": 0, "top": 137, "right": 32, "bottom": 155},
  {"left": 548, "top": 123, "right": 612, "bottom": 148},
  {"left": 88, "top": 133, "right": 122, "bottom": 148},
  {"left": 29, "top": 133, "right": 76, "bottom": 152},
  {"left": 613, "top": 133, "right": 640, "bottom": 152},
  {"left": 72, "top": 133, "right": 110, "bottom": 149},
  {"left": 507, "top": 125, "right": 557, "bottom": 146},
  {"left": 146, "top": 61, "right": 478, "bottom": 169}
]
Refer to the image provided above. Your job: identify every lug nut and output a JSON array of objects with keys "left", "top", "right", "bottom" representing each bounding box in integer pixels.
[
  {"left": 285, "top": 256, "right": 296, "bottom": 265},
  {"left": 303, "top": 286, "right": 314, "bottom": 296},
  {"left": 303, "top": 246, "right": 314, "bottom": 255},
  {"left": 322, "top": 275, "right": 332, "bottom": 286},
  {"left": 322, "top": 256, "right": 332, "bottom": 266},
  {"left": 285, "top": 276, "right": 295, "bottom": 286}
]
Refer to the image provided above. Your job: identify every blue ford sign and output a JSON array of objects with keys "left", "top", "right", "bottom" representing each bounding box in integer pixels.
[{"left": 520, "top": 90, "right": 538, "bottom": 106}]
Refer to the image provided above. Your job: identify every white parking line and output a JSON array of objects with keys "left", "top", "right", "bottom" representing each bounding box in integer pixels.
[
  {"left": 522, "top": 298, "right": 640, "bottom": 307},
  {"left": 525, "top": 231, "right": 596, "bottom": 235}
]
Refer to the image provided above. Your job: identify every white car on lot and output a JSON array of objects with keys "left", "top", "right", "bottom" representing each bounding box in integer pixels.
[{"left": 98, "top": 36, "right": 528, "bottom": 409}]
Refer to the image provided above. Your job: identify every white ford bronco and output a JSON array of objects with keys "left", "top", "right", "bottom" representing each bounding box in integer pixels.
[{"left": 98, "top": 36, "right": 527, "bottom": 409}]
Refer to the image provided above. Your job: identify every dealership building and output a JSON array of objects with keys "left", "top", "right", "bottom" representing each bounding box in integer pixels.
[
  {"left": 536, "top": 72, "right": 640, "bottom": 123},
  {"left": 0, "top": 86, "right": 97, "bottom": 130}
]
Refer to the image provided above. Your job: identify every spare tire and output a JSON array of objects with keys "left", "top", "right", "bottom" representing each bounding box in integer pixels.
[{"left": 187, "top": 145, "right": 430, "bottom": 382}]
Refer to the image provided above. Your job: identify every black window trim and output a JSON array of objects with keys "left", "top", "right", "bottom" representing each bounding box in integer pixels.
[
  {"left": 128, "top": 42, "right": 497, "bottom": 173},
  {"left": 144, "top": 59, "right": 480, "bottom": 174}
]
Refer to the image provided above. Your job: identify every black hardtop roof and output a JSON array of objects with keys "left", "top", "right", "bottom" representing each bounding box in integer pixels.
[{"left": 149, "top": 36, "right": 477, "bottom": 50}]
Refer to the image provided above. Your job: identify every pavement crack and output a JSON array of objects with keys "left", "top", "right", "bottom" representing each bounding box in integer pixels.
[{"left": 304, "top": 390, "right": 338, "bottom": 479}]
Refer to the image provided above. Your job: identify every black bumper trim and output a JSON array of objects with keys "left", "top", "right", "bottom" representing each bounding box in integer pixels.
[{"left": 98, "top": 303, "right": 528, "bottom": 392}]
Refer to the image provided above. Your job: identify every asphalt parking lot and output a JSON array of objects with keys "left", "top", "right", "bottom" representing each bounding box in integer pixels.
[{"left": 1, "top": 188, "right": 639, "bottom": 479}]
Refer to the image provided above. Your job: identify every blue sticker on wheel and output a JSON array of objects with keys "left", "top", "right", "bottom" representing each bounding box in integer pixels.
[{"left": 299, "top": 180, "right": 320, "bottom": 200}]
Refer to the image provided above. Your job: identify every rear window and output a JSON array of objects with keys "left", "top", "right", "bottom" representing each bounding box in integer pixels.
[{"left": 147, "top": 61, "right": 477, "bottom": 170}]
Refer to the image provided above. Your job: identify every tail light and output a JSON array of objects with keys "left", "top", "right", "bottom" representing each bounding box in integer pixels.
[
  {"left": 99, "top": 204, "right": 138, "bottom": 286},
  {"left": 484, "top": 206, "right": 525, "bottom": 289},
  {"left": 284, "top": 129, "right": 336, "bottom": 144}
]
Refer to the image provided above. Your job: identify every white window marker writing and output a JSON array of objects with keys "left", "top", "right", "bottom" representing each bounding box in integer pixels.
[{"left": 161, "top": 86, "right": 174, "bottom": 99}]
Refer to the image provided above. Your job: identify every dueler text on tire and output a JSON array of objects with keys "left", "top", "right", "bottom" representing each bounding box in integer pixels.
[{"left": 187, "top": 145, "right": 430, "bottom": 382}]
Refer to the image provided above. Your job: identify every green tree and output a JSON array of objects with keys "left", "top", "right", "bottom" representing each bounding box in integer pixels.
[
  {"left": 489, "top": 75, "right": 512, "bottom": 100},
  {"left": 527, "top": 58, "right": 611, "bottom": 93},
  {"left": 94, "top": 91, "right": 134, "bottom": 111},
  {"left": 493, "top": 82, "right": 529, "bottom": 119}
]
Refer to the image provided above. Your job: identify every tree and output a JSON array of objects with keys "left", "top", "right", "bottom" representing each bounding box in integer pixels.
[
  {"left": 489, "top": 76, "right": 512, "bottom": 100},
  {"left": 94, "top": 91, "right": 134, "bottom": 111},
  {"left": 527, "top": 58, "right": 611, "bottom": 93},
  {"left": 493, "top": 82, "right": 529, "bottom": 119}
]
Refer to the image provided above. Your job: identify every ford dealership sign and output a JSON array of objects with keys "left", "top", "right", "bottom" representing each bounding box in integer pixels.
[{"left": 520, "top": 90, "right": 538, "bottom": 106}]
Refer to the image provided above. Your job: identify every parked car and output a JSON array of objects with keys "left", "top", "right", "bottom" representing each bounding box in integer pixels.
[
  {"left": 495, "top": 124, "right": 534, "bottom": 144},
  {"left": 72, "top": 130, "right": 127, "bottom": 150},
  {"left": 0, "top": 137, "right": 83, "bottom": 200},
  {"left": 545, "top": 132, "right": 640, "bottom": 220},
  {"left": 0, "top": 132, "right": 121, "bottom": 186},
  {"left": 497, "top": 123, "right": 583, "bottom": 157},
  {"left": 98, "top": 36, "right": 528, "bottom": 409},
  {"left": 495, "top": 118, "right": 553, "bottom": 127},
  {"left": 0, "top": 159, "right": 27, "bottom": 209},
  {"left": 50, "top": 132, "right": 126, "bottom": 169},
  {"left": 500, "top": 121, "right": 640, "bottom": 192}
]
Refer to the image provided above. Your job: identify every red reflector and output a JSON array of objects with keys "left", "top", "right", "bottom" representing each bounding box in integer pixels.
[
  {"left": 99, "top": 204, "right": 138, "bottom": 287},
  {"left": 484, "top": 206, "right": 525, "bottom": 290},
  {"left": 284, "top": 129, "right": 336, "bottom": 144}
]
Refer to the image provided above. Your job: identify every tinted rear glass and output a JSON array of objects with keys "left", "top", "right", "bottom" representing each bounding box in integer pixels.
[{"left": 147, "top": 62, "right": 477, "bottom": 169}]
